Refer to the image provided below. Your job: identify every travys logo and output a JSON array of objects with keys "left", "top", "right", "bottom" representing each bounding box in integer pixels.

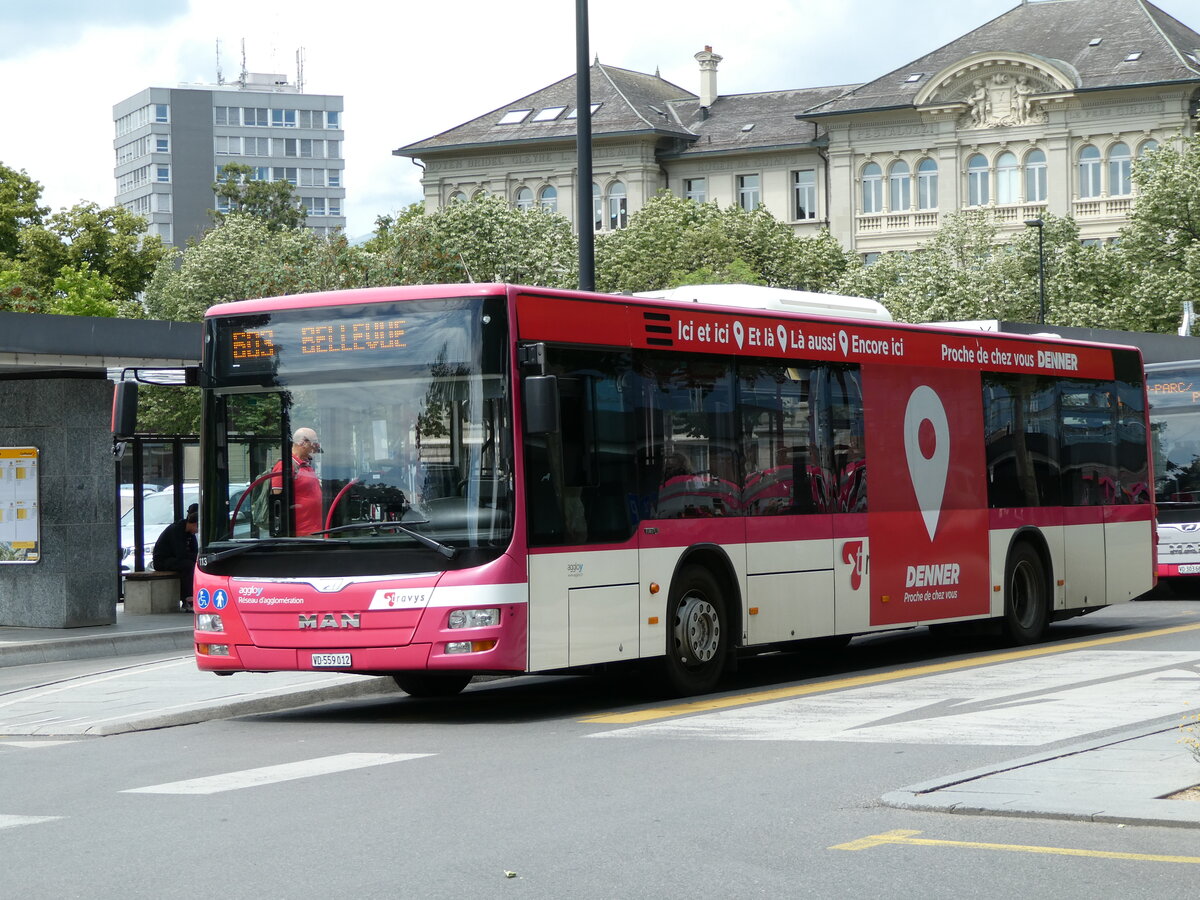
[{"left": 903, "top": 384, "right": 950, "bottom": 542}]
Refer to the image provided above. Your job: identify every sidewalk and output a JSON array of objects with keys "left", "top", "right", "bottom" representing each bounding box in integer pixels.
[{"left": 0, "top": 605, "right": 398, "bottom": 736}]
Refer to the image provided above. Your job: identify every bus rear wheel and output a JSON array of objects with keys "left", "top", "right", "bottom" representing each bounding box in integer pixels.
[
  {"left": 663, "top": 566, "right": 727, "bottom": 696},
  {"left": 391, "top": 672, "right": 472, "bottom": 698},
  {"left": 1003, "top": 542, "right": 1049, "bottom": 645}
]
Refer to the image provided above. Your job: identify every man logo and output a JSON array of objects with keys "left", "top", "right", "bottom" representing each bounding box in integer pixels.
[{"left": 298, "top": 613, "right": 361, "bottom": 629}]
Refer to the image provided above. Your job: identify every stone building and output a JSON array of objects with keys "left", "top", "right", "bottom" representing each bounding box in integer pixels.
[{"left": 394, "top": 0, "right": 1200, "bottom": 260}]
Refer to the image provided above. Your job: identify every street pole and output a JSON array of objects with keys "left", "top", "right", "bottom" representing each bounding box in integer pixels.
[
  {"left": 576, "top": 0, "right": 594, "bottom": 291},
  {"left": 1025, "top": 218, "right": 1045, "bottom": 325}
]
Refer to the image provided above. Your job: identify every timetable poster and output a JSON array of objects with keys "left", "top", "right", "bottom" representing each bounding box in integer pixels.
[{"left": 0, "top": 448, "right": 39, "bottom": 563}]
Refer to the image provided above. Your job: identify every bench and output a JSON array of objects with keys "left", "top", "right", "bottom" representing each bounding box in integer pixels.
[{"left": 123, "top": 571, "right": 182, "bottom": 614}]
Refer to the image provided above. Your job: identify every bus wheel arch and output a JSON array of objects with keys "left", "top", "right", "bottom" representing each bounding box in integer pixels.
[
  {"left": 1002, "top": 530, "right": 1052, "bottom": 645},
  {"left": 662, "top": 547, "right": 740, "bottom": 696}
]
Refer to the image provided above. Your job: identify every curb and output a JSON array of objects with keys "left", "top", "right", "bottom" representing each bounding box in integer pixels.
[{"left": 0, "top": 628, "right": 194, "bottom": 668}]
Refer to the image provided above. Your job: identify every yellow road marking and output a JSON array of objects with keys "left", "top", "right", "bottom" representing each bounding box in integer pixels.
[
  {"left": 581, "top": 621, "right": 1200, "bottom": 724},
  {"left": 830, "top": 829, "right": 1200, "bottom": 865}
]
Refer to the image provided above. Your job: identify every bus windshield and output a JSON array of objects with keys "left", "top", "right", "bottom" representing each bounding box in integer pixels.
[
  {"left": 1147, "top": 363, "right": 1200, "bottom": 515},
  {"left": 200, "top": 296, "right": 512, "bottom": 574}
]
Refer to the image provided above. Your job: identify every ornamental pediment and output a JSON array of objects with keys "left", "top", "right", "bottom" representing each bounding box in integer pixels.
[{"left": 915, "top": 52, "right": 1077, "bottom": 130}]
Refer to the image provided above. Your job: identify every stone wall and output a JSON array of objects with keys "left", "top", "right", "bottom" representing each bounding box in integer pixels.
[{"left": 0, "top": 376, "right": 116, "bottom": 627}]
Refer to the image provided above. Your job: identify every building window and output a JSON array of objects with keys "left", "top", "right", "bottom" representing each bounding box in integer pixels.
[
  {"left": 214, "top": 106, "right": 240, "bottom": 126},
  {"left": 243, "top": 137, "right": 269, "bottom": 156},
  {"left": 737, "top": 174, "right": 761, "bottom": 211},
  {"left": 244, "top": 107, "right": 268, "bottom": 127},
  {"left": 888, "top": 161, "right": 911, "bottom": 211},
  {"left": 302, "top": 197, "right": 326, "bottom": 216},
  {"left": 1025, "top": 149, "right": 1047, "bottom": 202},
  {"left": 252, "top": 166, "right": 269, "bottom": 181},
  {"left": 326, "top": 111, "right": 340, "bottom": 129},
  {"left": 967, "top": 153, "right": 990, "bottom": 206},
  {"left": 300, "top": 168, "right": 325, "bottom": 188},
  {"left": 1108, "top": 142, "right": 1132, "bottom": 196},
  {"left": 154, "top": 104, "right": 169, "bottom": 123},
  {"left": 327, "top": 170, "right": 341, "bottom": 188},
  {"left": 325, "top": 140, "right": 340, "bottom": 159},
  {"left": 916, "top": 159, "right": 938, "bottom": 210},
  {"left": 214, "top": 136, "right": 241, "bottom": 155},
  {"left": 608, "top": 182, "right": 628, "bottom": 229},
  {"left": 328, "top": 199, "right": 341, "bottom": 217},
  {"left": 861, "top": 162, "right": 883, "bottom": 213},
  {"left": 685, "top": 178, "right": 706, "bottom": 203},
  {"left": 538, "top": 186, "right": 557, "bottom": 212},
  {"left": 272, "top": 167, "right": 298, "bottom": 185},
  {"left": 1079, "top": 145, "right": 1102, "bottom": 198},
  {"left": 271, "top": 108, "right": 297, "bottom": 128},
  {"left": 793, "top": 169, "right": 817, "bottom": 220},
  {"left": 514, "top": 187, "right": 534, "bottom": 210},
  {"left": 995, "top": 151, "right": 1019, "bottom": 205},
  {"left": 155, "top": 137, "right": 169, "bottom": 153},
  {"left": 155, "top": 165, "right": 170, "bottom": 183},
  {"left": 592, "top": 183, "right": 602, "bottom": 232},
  {"left": 448, "top": 191, "right": 466, "bottom": 205},
  {"left": 1138, "top": 139, "right": 1158, "bottom": 157}
]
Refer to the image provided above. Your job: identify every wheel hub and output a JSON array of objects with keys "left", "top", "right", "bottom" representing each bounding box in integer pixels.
[{"left": 675, "top": 594, "right": 720, "bottom": 664}]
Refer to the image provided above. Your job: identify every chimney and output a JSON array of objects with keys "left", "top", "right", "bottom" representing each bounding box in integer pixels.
[{"left": 695, "top": 45, "right": 722, "bottom": 108}]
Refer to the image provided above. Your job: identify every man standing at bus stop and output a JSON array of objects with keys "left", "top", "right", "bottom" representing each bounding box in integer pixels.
[{"left": 272, "top": 427, "right": 324, "bottom": 535}]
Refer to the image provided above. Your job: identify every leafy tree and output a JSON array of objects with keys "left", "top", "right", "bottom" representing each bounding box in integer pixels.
[
  {"left": 380, "top": 194, "right": 577, "bottom": 287},
  {"left": 212, "top": 163, "right": 306, "bottom": 232},
  {"left": 43, "top": 264, "right": 118, "bottom": 317},
  {"left": 0, "top": 262, "right": 43, "bottom": 313},
  {"left": 16, "top": 202, "right": 165, "bottom": 305},
  {"left": 594, "top": 193, "right": 856, "bottom": 294},
  {"left": 0, "top": 163, "right": 48, "bottom": 260}
]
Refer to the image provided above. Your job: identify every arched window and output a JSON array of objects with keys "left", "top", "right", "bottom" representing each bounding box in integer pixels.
[
  {"left": 471, "top": 189, "right": 487, "bottom": 201},
  {"left": 967, "top": 154, "right": 990, "bottom": 206},
  {"left": 538, "top": 185, "right": 557, "bottom": 212},
  {"left": 1138, "top": 139, "right": 1159, "bottom": 157},
  {"left": 1024, "top": 149, "right": 1047, "bottom": 203},
  {"left": 514, "top": 187, "right": 534, "bottom": 210},
  {"left": 1108, "top": 142, "right": 1131, "bottom": 196},
  {"left": 607, "top": 181, "right": 628, "bottom": 229},
  {"left": 448, "top": 191, "right": 467, "bottom": 205},
  {"left": 1079, "top": 145, "right": 1102, "bottom": 198},
  {"left": 861, "top": 162, "right": 883, "bottom": 214},
  {"left": 917, "top": 158, "right": 938, "bottom": 210},
  {"left": 888, "top": 160, "right": 911, "bottom": 211},
  {"left": 592, "top": 183, "right": 602, "bottom": 232},
  {"left": 996, "top": 152, "right": 1019, "bottom": 205}
]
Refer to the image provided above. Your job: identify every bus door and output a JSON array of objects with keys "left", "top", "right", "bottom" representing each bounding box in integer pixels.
[{"left": 1060, "top": 382, "right": 1112, "bottom": 606}]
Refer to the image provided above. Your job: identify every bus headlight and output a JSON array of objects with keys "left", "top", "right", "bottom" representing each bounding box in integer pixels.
[
  {"left": 197, "top": 643, "right": 230, "bottom": 656},
  {"left": 448, "top": 608, "right": 500, "bottom": 629},
  {"left": 196, "top": 614, "right": 224, "bottom": 632},
  {"left": 445, "top": 639, "right": 497, "bottom": 654}
]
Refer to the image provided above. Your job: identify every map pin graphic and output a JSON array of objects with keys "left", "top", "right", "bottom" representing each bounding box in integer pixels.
[
  {"left": 838, "top": 330, "right": 849, "bottom": 356},
  {"left": 903, "top": 385, "right": 950, "bottom": 542},
  {"left": 733, "top": 321, "right": 744, "bottom": 349},
  {"left": 777, "top": 324, "right": 788, "bottom": 349}
]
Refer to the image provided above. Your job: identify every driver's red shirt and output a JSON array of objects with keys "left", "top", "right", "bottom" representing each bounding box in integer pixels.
[{"left": 271, "top": 454, "right": 323, "bottom": 535}]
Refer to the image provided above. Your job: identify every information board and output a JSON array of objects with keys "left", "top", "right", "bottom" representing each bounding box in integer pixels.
[{"left": 0, "top": 447, "right": 39, "bottom": 563}]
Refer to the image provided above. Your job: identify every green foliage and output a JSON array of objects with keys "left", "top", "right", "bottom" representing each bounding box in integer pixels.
[
  {"left": 594, "top": 193, "right": 856, "bottom": 294},
  {"left": 0, "top": 262, "right": 43, "bottom": 312},
  {"left": 0, "top": 162, "right": 48, "bottom": 259},
  {"left": 381, "top": 194, "right": 577, "bottom": 287},
  {"left": 212, "top": 163, "right": 306, "bottom": 232},
  {"left": 44, "top": 264, "right": 118, "bottom": 317},
  {"left": 137, "top": 385, "right": 201, "bottom": 434}
]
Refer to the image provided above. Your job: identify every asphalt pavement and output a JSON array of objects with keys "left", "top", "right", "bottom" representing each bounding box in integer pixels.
[{"left": 1, "top": 604, "right": 1198, "bottom": 828}]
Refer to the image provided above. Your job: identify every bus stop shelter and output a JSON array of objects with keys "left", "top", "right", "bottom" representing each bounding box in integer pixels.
[{"left": 0, "top": 310, "right": 200, "bottom": 627}]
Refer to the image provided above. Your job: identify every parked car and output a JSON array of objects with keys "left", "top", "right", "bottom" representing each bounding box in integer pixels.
[
  {"left": 118, "top": 483, "right": 161, "bottom": 516},
  {"left": 120, "top": 484, "right": 247, "bottom": 571}
]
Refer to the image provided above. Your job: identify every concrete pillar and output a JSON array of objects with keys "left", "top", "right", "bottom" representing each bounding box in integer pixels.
[{"left": 0, "top": 376, "right": 117, "bottom": 627}]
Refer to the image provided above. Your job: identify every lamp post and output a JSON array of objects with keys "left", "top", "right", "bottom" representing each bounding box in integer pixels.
[
  {"left": 1024, "top": 218, "right": 1045, "bottom": 325},
  {"left": 575, "top": 0, "right": 594, "bottom": 291}
]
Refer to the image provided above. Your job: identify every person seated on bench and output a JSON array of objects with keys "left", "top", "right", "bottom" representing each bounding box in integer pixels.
[{"left": 152, "top": 502, "right": 198, "bottom": 612}]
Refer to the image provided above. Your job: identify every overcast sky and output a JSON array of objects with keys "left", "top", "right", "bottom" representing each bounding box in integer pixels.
[{"left": 1, "top": 0, "right": 1195, "bottom": 239}]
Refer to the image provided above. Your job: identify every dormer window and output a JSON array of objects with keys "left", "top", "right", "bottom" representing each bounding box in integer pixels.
[
  {"left": 741, "top": 123, "right": 755, "bottom": 132},
  {"left": 1124, "top": 51, "right": 1143, "bottom": 61},
  {"left": 566, "top": 103, "right": 602, "bottom": 119},
  {"left": 905, "top": 73, "right": 924, "bottom": 83},
  {"left": 1088, "top": 38, "right": 1102, "bottom": 47},
  {"left": 532, "top": 106, "right": 567, "bottom": 122},
  {"left": 498, "top": 109, "right": 532, "bottom": 125}
]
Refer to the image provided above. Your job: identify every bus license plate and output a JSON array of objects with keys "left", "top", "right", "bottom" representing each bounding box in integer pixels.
[
  {"left": 312, "top": 653, "right": 351, "bottom": 667},
  {"left": 1177, "top": 565, "right": 1200, "bottom": 574}
]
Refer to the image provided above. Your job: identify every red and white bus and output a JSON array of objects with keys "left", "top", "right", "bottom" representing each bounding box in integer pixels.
[{"left": 191, "top": 283, "right": 1154, "bottom": 696}]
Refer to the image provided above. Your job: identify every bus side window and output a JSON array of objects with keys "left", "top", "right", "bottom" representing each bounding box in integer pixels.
[
  {"left": 828, "top": 366, "right": 866, "bottom": 513},
  {"left": 738, "top": 362, "right": 818, "bottom": 516}
]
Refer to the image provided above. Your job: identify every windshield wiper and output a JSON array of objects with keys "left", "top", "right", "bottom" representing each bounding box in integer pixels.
[
  {"left": 311, "top": 519, "right": 458, "bottom": 559},
  {"left": 200, "top": 537, "right": 349, "bottom": 565}
]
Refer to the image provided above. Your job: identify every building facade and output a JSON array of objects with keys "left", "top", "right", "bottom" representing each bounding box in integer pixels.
[
  {"left": 395, "top": 0, "right": 1200, "bottom": 260},
  {"left": 113, "top": 74, "right": 345, "bottom": 249}
]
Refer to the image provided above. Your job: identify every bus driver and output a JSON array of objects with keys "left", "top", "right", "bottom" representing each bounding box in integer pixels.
[{"left": 272, "top": 427, "right": 324, "bottom": 535}]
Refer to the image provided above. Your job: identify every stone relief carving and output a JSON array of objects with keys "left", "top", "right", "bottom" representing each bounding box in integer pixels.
[{"left": 959, "top": 72, "right": 1048, "bottom": 129}]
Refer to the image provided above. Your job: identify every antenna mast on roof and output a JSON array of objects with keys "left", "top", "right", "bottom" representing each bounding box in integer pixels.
[
  {"left": 216, "top": 38, "right": 224, "bottom": 85},
  {"left": 239, "top": 39, "right": 248, "bottom": 87},
  {"left": 296, "top": 47, "right": 305, "bottom": 93}
]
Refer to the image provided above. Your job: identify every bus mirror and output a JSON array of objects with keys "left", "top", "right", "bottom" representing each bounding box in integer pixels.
[
  {"left": 111, "top": 381, "right": 139, "bottom": 438},
  {"left": 523, "top": 375, "right": 560, "bottom": 435}
]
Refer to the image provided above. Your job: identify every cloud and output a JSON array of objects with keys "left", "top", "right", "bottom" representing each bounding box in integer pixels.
[{"left": 1, "top": 0, "right": 189, "bottom": 61}]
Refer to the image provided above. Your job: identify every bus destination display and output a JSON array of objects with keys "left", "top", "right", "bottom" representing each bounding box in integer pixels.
[{"left": 231, "top": 320, "right": 406, "bottom": 363}]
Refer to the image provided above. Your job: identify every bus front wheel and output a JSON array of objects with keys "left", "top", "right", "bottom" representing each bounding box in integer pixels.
[
  {"left": 392, "top": 672, "right": 472, "bottom": 698},
  {"left": 1003, "top": 542, "right": 1049, "bottom": 645},
  {"left": 663, "top": 566, "right": 727, "bottom": 696}
]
